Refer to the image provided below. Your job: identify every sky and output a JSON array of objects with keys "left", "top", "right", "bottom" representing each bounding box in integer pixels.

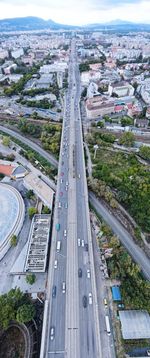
[{"left": 0, "top": 0, "right": 150, "bottom": 25}]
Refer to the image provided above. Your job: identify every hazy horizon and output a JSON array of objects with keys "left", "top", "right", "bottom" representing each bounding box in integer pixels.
[{"left": 0, "top": 0, "right": 149, "bottom": 26}]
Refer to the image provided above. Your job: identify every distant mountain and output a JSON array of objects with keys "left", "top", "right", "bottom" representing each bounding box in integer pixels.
[
  {"left": 84, "top": 19, "right": 150, "bottom": 31},
  {"left": 104, "top": 19, "right": 134, "bottom": 26},
  {"left": 0, "top": 16, "right": 150, "bottom": 32},
  {"left": 0, "top": 16, "right": 76, "bottom": 31}
]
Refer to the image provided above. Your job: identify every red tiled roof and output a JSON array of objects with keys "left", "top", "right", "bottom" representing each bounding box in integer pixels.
[{"left": 0, "top": 164, "right": 14, "bottom": 177}]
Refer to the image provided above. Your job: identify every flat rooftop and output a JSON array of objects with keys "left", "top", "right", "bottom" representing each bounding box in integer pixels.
[
  {"left": 24, "top": 173, "right": 54, "bottom": 209},
  {"left": 119, "top": 310, "right": 150, "bottom": 340},
  {"left": 24, "top": 214, "right": 51, "bottom": 273}
]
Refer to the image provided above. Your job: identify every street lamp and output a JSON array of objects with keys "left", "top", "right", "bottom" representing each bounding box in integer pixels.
[{"left": 93, "top": 144, "right": 99, "bottom": 159}]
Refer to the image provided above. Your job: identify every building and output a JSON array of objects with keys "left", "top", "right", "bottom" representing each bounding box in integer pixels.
[
  {"left": 0, "top": 160, "right": 27, "bottom": 179},
  {"left": 24, "top": 214, "right": 51, "bottom": 272},
  {"left": 134, "top": 118, "right": 149, "bottom": 128},
  {"left": 23, "top": 173, "right": 54, "bottom": 209},
  {"left": 108, "top": 82, "right": 134, "bottom": 97},
  {"left": 11, "top": 48, "right": 24, "bottom": 59},
  {"left": 119, "top": 310, "right": 150, "bottom": 340},
  {"left": 0, "top": 183, "right": 25, "bottom": 260},
  {"left": 112, "top": 286, "right": 121, "bottom": 301},
  {"left": 85, "top": 95, "right": 132, "bottom": 118}
]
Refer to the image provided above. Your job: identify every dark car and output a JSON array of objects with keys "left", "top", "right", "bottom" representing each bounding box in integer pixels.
[
  {"left": 82, "top": 295, "right": 88, "bottom": 308},
  {"left": 78, "top": 268, "right": 82, "bottom": 277},
  {"left": 85, "top": 243, "right": 88, "bottom": 252},
  {"left": 52, "top": 285, "right": 56, "bottom": 298}
]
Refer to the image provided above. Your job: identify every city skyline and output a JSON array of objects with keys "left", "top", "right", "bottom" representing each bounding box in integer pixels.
[{"left": 0, "top": 0, "right": 150, "bottom": 25}]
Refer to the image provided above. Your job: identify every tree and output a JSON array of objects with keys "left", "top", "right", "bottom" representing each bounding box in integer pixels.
[
  {"left": 0, "top": 288, "right": 25, "bottom": 329},
  {"left": 16, "top": 304, "right": 35, "bottom": 323},
  {"left": 97, "top": 121, "right": 104, "bottom": 128},
  {"left": 28, "top": 207, "right": 37, "bottom": 219},
  {"left": 10, "top": 235, "right": 17, "bottom": 247},
  {"left": 139, "top": 145, "right": 150, "bottom": 160},
  {"left": 2, "top": 136, "right": 10, "bottom": 146},
  {"left": 42, "top": 206, "right": 51, "bottom": 214},
  {"left": 26, "top": 189, "right": 34, "bottom": 199},
  {"left": 119, "top": 131, "right": 135, "bottom": 147},
  {"left": 121, "top": 117, "right": 133, "bottom": 127},
  {"left": 26, "top": 273, "right": 36, "bottom": 285}
]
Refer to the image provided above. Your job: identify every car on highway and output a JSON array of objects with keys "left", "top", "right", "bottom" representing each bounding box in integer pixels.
[
  {"left": 62, "top": 281, "right": 66, "bottom": 293},
  {"left": 60, "top": 178, "right": 63, "bottom": 184},
  {"left": 82, "top": 295, "right": 88, "bottom": 308},
  {"left": 78, "top": 238, "right": 81, "bottom": 247},
  {"left": 60, "top": 191, "right": 63, "bottom": 197},
  {"left": 85, "top": 243, "right": 88, "bottom": 252},
  {"left": 65, "top": 185, "right": 68, "bottom": 191},
  {"left": 50, "top": 326, "right": 55, "bottom": 340},
  {"left": 66, "top": 181, "right": 69, "bottom": 186},
  {"left": 52, "top": 285, "right": 56, "bottom": 298},
  {"left": 58, "top": 202, "right": 61, "bottom": 209},
  {"left": 54, "top": 260, "right": 58, "bottom": 269},
  {"left": 104, "top": 298, "right": 108, "bottom": 307},
  {"left": 61, "top": 172, "right": 64, "bottom": 176},
  {"left": 65, "top": 203, "right": 68, "bottom": 209},
  {"left": 55, "top": 223, "right": 60, "bottom": 231},
  {"left": 87, "top": 269, "right": 91, "bottom": 279},
  {"left": 64, "top": 229, "right": 67, "bottom": 237},
  {"left": 89, "top": 293, "right": 93, "bottom": 305},
  {"left": 81, "top": 240, "right": 84, "bottom": 247},
  {"left": 78, "top": 268, "right": 82, "bottom": 277}
]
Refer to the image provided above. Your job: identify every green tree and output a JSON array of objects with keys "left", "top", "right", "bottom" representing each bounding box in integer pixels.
[
  {"left": 2, "top": 136, "right": 10, "bottom": 146},
  {"left": 121, "top": 117, "right": 133, "bottom": 127},
  {"left": 42, "top": 206, "right": 51, "bottom": 214},
  {"left": 26, "top": 273, "right": 36, "bottom": 285},
  {"left": 16, "top": 304, "right": 35, "bottom": 323},
  {"left": 26, "top": 189, "right": 34, "bottom": 199},
  {"left": 28, "top": 207, "right": 37, "bottom": 219},
  {"left": 10, "top": 235, "right": 17, "bottom": 247},
  {"left": 139, "top": 145, "right": 150, "bottom": 160},
  {"left": 119, "top": 131, "right": 135, "bottom": 147}
]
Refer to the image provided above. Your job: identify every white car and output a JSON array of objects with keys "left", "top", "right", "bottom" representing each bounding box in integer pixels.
[
  {"left": 78, "top": 238, "right": 81, "bottom": 247},
  {"left": 58, "top": 202, "right": 61, "bottom": 208},
  {"left": 89, "top": 293, "right": 93, "bottom": 305},
  {"left": 62, "top": 282, "right": 66, "bottom": 293},
  {"left": 81, "top": 240, "right": 84, "bottom": 247},
  {"left": 60, "top": 178, "right": 63, "bottom": 184},
  {"left": 50, "top": 327, "right": 55, "bottom": 340},
  {"left": 64, "top": 229, "right": 67, "bottom": 237},
  {"left": 54, "top": 260, "right": 58, "bottom": 269},
  {"left": 87, "top": 269, "right": 91, "bottom": 279}
]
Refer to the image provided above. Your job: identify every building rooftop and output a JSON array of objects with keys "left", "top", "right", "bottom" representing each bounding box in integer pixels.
[
  {"left": 24, "top": 173, "right": 54, "bottom": 209},
  {"left": 24, "top": 214, "right": 51, "bottom": 273},
  {"left": 119, "top": 310, "right": 150, "bottom": 340}
]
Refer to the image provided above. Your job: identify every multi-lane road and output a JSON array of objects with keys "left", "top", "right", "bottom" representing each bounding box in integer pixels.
[{"left": 44, "top": 39, "right": 103, "bottom": 358}]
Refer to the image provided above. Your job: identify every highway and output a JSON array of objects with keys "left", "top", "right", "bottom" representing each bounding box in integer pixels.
[
  {"left": 1, "top": 43, "right": 150, "bottom": 357},
  {"left": 44, "top": 39, "right": 102, "bottom": 357},
  {"left": 89, "top": 191, "right": 150, "bottom": 281}
]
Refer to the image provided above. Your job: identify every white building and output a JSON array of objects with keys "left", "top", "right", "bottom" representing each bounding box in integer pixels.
[
  {"left": 108, "top": 82, "right": 134, "bottom": 97},
  {"left": 11, "top": 48, "right": 24, "bottom": 59}
]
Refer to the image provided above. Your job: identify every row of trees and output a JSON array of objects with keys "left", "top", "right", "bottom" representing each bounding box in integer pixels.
[{"left": 107, "top": 236, "right": 150, "bottom": 312}]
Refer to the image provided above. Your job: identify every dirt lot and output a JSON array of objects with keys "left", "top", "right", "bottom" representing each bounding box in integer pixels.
[{"left": 0, "top": 326, "right": 25, "bottom": 358}]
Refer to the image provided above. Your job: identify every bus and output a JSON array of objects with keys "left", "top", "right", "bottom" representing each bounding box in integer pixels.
[
  {"left": 56, "top": 241, "right": 61, "bottom": 252},
  {"left": 105, "top": 315, "right": 111, "bottom": 335}
]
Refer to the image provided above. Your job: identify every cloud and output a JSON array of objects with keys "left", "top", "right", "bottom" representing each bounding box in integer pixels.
[{"left": 0, "top": 0, "right": 149, "bottom": 25}]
